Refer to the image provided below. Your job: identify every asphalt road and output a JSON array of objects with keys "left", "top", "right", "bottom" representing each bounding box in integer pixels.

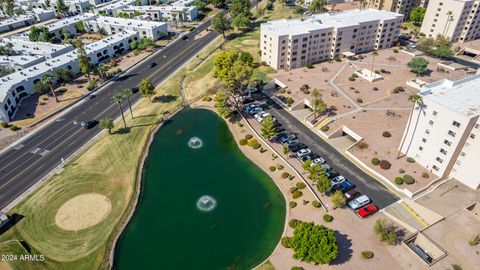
[
  {"left": 255, "top": 97, "right": 400, "bottom": 209},
  {"left": 0, "top": 20, "right": 218, "bottom": 210}
]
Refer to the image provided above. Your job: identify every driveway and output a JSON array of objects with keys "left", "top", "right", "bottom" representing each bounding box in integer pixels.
[{"left": 253, "top": 96, "right": 400, "bottom": 209}]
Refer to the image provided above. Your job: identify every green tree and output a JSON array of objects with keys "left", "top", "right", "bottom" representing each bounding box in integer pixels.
[
  {"left": 407, "top": 57, "right": 429, "bottom": 76},
  {"left": 261, "top": 116, "right": 277, "bottom": 139},
  {"left": 100, "top": 118, "right": 114, "bottom": 134},
  {"left": 316, "top": 173, "right": 331, "bottom": 193},
  {"left": 112, "top": 91, "right": 127, "bottom": 128},
  {"left": 78, "top": 54, "right": 93, "bottom": 80},
  {"left": 42, "top": 73, "right": 59, "bottom": 102},
  {"left": 56, "top": 0, "right": 69, "bottom": 14},
  {"left": 283, "top": 145, "right": 290, "bottom": 155},
  {"left": 212, "top": 11, "right": 232, "bottom": 38},
  {"left": 311, "top": 88, "right": 326, "bottom": 119},
  {"left": 409, "top": 7, "right": 426, "bottom": 26},
  {"left": 121, "top": 88, "right": 134, "bottom": 119},
  {"left": 96, "top": 64, "right": 109, "bottom": 80},
  {"left": 331, "top": 190, "right": 346, "bottom": 208},
  {"left": 129, "top": 40, "right": 138, "bottom": 50},
  {"left": 0, "top": 42, "right": 14, "bottom": 56},
  {"left": 210, "top": 0, "right": 224, "bottom": 7},
  {"left": 397, "top": 94, "right": 423, "bottom": 159},
  {"left": 194, "top": 0, "right": 207, "bottom": 10},
  {"left": 230, "top": 0, "right": 251, "bottom": 20},
  {"left": 45, "top": 0, "right": 51, "bottom": 7},
  {"left": 5, "top": 0, "right": 14, "bottom": 16},
  {"left": 233, "top": 13, "right": 250, "bottom": 29},
  {"left": 308, "top": 0, "right": 326, "bottom": 13},
  {"left": 214, "top": 89, "right": 233, "bottom": 118},
  {"left": 289, "top": 221, "right": 338, "bottom": 264},
  {"left": 138, "top": 79, "right": 156, "bottom": 102},
  {"left": 74, "top": 21, "right": 85, "bottom": 33},
  {"left": 61, "top": 29, "right": 72, "bottom": 40},
  {"left": 34, "top": 81, "right": 48, "bottom": 94},
  {"left": 416, "top": 37, "right": 434, "bottom": 53},
  {"left": 373, "top": 219, "right": 398, "bottom": 245}
]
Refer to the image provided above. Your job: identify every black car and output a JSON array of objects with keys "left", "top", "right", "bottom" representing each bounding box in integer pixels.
[
  {"left": 131, "top": 87, "right": 139, "bottom": 94},
  {"left": 288, "top": 142, "right": 307, "bottom": 152},
  {"left": 182, "top": 35, "right": 189, "bottom": 40},
  {"left": 81, "top": 120, "right": 98, "bottom": 129},
  {"left": 148, "top": 62, "right": 157, "bottom": 68},
  {"left": 325, "top": 170, "right": 340, "bottom": 179}
]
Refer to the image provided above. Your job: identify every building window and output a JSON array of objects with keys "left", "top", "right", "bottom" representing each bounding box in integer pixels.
[
  {"left": 436, "top": 157, "right": 443, "bottom": 163},
  {"left": 429, "top": 120, "right": 434, "bottom": 125},
  {"left": 432, "top": 165, "right": 439, "bottom": 171},
  {"left": 470, "top": 133, "right": 476, "bottom": 139},
  {"left": 461, "top": 152, "right": 466, "bottom": 157},
  {"left": 456, "top": 160, "right": 462, "bottom": 165},
  {"left": 448, "top": 130, "right": 456, "bottom": 137},
  {"left": 422, "top": 138, "right": 427, "bottom": 143},
  {"left": 426, "top": 129, "right": 430, "bottom": 134},
  {"left": 440, "top": 148, "right": 447, "bottom": 155},
  {"left": 419, "top": 146, "right": 423, "bottom": 151},
  {"left": 452, "top": 121, "right": 461, "bottom": 127},
  {"left": 444, "top": 139, "right": 451, "bottom": 146}
]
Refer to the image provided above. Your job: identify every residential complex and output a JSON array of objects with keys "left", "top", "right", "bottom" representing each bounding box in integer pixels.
[
  {"left": 120, "top": 4, "right": 198, "bottom": 21},
  {"left": 420, "top": 0, "right": 480, "bottom": 42},
  {"left": 399, "top": 74, "right": 480, "bottom": 189},
  {"left": 366, "top": 0, "right": 427, "bottom": 18},
  {"left": 260, "top": 9, "right": 403, "bottom": 70},
  {"left": 84, "top": 15, "right": 168, "bottom": 40}
]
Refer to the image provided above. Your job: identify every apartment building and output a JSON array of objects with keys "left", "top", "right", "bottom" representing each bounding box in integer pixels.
[
  {"left": 399, "top": 74, "right": 480, "bottom": 189},
  {"left": 366, "top": 0, "right": 424, "bottom": 18},
  {"left": 96, "top": 0, "right": 148, "bottom": 16},
  {"left": 85, "top": 16, "right": 168, "bottom": 40},
  {"left": 420, "top": 0, "right": 480, "bottom": 42},
  {"left": 260, "top": 9, "right": 403, "bottom": 70},
  {"left": 84, "top": 30, "right": 138, "bottom": 64},
  {"left": 0, "top": 15, "right": 36, "bottom": 34},
  {"left": 0, "top": 38, "right": 74, "bottom": 58},
  {"left": 120, "top": 4, "right": 198, "bottom": 21}
]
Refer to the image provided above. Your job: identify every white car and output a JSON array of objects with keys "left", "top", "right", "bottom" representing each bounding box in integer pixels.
[
  {"left": 311, "top": 157, "right": 326, "bottom": 165},
  {"left": 348, "top": 195, "right": 371, "bottom": 210},
  {"left": 331, "top": 175, "right": 346, "bottom": 186},
  {"left": 254, "top": 112, "right": 270, "bottom": 122},
  {"left": 295, "top": 148, "right": 312, "bottom": 158},
  {"left": 249, "top": 107, "right": 263, "bottom": 115}
]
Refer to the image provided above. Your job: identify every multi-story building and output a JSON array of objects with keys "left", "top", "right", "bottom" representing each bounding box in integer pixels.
[
  {"left": 0, "top": 15, "right": 36, "bottom": 34},
  {"left": 85, "top": 16, "right": 168, "bottom": 40},
  {"left": 420, "top": 0, "right": 480, "bottom": 42},
  {"left": 399, "top": 74, "right": 480, "bottom": 189},
  {"left": 0, "top": 38, "right": 74, "bottom": 58},
  {"left": 366, "top": 0, "right": 424, "bottom": 19},
  {"left": 84, "top": 31, "right": 138, "bottom": 64},
  {"left": 120, "top": 4, "right": 198, "bottom": 21},
  {"left": 260, "top": 9, "right": 403, "bottom": 70}
]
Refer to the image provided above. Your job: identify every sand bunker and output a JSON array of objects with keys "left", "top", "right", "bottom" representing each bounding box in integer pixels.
[{"left": 55, "top": 193, "right": 112, "bottom": 231}]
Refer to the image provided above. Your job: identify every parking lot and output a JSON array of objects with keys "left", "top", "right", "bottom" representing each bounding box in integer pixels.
[{"left": 242, "top": 94, "right": 400, "bottom": 211}]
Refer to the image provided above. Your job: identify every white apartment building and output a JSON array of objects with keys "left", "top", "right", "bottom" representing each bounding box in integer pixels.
[
  {"left": 0, "top": 38, "right": 74, "bottom": 58},
  {"left": 84, "top": 30, "right": 137, "bottom": 64},
  {"left": 420, "top": 0, "right": 480, "bottom": 42},
  {"left": 260, "top": 9, "right": 403, "bottom": 70},
  {"left": 0, "top": 15, "right": 36, "bottom": 34},
  {"left": 399, "top": 74, "right": 480, "bottom": 189},
  {"left": 96, "top": 0, "right": 148, "bottom": 16},
  {"left": 120, "top": 4, "right": 197, "bottom": 21},
  {"left": 0, "top": 55, "right": 46, "bottom": 70},
  {"left": 366, "top": 0, "right": 424, "bottom": 19},
  {"left": 85, "top": 16, "right": 168, "bottom": 40}
]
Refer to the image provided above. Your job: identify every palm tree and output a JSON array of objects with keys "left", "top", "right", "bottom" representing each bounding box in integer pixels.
[
  {"left": 42, "top": 73, "right": 59, "bottom": 102},
  {"left": 113, "top": 91, "right": 127, "bottom": 128},
  {"left": 311, "top": 88, "right": 327, "bottom": 119},
  {"left": 370, "top": 50, "right": 378, "bottom": 77},
  {"left": 121, "top": 88, "right": 134, "bottom": 119},
  {"left": 360, "top": 0, "right": 368, "bottom": 9},
  {"left": 397, "top": 94, "right": 423, "bottom": 159},
  {"left": 172, "top": 13, "right": 178, "bottom": 28},
  {"left": 96, "top": 64, "right": 109, "bottom": 80},
  {"left": 443, "top": 11, "right": 453, "bottom": 37}
]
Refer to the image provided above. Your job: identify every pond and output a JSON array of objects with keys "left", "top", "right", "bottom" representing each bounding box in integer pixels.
[{"left": 114, "top": 108, "right": 286, "bottom": 270}]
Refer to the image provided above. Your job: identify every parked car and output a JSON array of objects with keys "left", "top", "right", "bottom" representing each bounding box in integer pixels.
[
  {"left": 288, "top": 142, "right": 307, "bottom": 152},
  {"left": 300, "top": 154, "right": 318, "bottom": 163},
  {"left": 344, "top": 189, "right": 361, "bottom": 202},
  {"left": 295, "top": 148, "right": 312, "bottom": 158},
  {"left": 241, "top": 86, "right": 259, "bottom": 95},
  {"left": 325, "top": 170, "right": 340, "bottom": 179},
  {"left": 331, "top": 175, "right": 346, "bottom": 186},
  {"left": 81, "top": 120, "right": 98, "bottom": 129},
  {"left": 356, "top": 203, "right": 378, "bottom": 218},
  {"left": 332, "top": 180, "right": 356, "bottom": 192},
  {"left": 320, "top": 163, "right": 332, "bottom": 171},
  {"left": 131, "top": 87, "right": 139, "bottom": 94},
  {"left": 311, "top": 157, "right": 326, "bottom": 165},
  {"left": 237, "top": 96, "right": 255, "bottom": 104},
  {"left": 243, "top": 103, "right": 260, "bottom": 112},
  {"left": 248, "top": 107, "right": 263, "bottom": 115},
  {"left": 276, "top": 133, "right": 296, "bottom": 144},
  {"left": 348, "top": 195, "right": 371, "bottom": 210},
  {"left": 254, "top": 112, "right": 271, "bottom": 122},
  {"left": 273, "top": 126, "right": 285, "bottom": 133},
  {"left": 148, "top": 62, "right": 157, "bottom": 68}
]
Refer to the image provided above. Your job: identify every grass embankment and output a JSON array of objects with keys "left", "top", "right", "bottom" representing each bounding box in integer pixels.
[
  {"left": 256, "top": 260, "right": 276, "bottom": 270},
  {"left": 0, "top": 2, "right": 301, "bottom": 269}
]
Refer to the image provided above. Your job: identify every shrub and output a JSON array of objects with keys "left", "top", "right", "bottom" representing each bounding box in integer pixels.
[
  {"left": 452, "top": 264, "right": 462, "bottom": 270},
  {"left": 320, "top": 125, "right": 329, "bottom": 132},
  {"left": 468, "top": 234, "right": 480, "bottom": 246},
  {"left": 371, "top": 157, "right": 380, "bottom": 165},
  {"left": 269, "top": 166, "right": 277, "bottom": 172},
  {"left": 285, "top": 97, "right": 295, "bottom": 106},
  {"left": 291, "top": 267, "right": 304, "bottom": 270},
  {"left": 379, "top": 160, "right": 391, "bottom": 170},
  {"left": 289, "top": 187, "right": 298, "bottom": 193},
  {"left": 373, "top": 219, "right": 398, "bottom": 245},
  {"left": 292, "top": 190, "right": 303, "bottom": 199},
  {"left": 399, "top": 168, "right": 405, "bottom": 173},
  {"left": 356, "top": 98, "right": 363, "bottom": 103},
  {"left": 393, "top": 49, "right": 399, "bottom": 53},
  {"left": 352, "top": 73, "right": 359, "bottom": 78},
  {"left": 0, "top": 121, "right": 9, "bottom": 128},
  {"left": 288, "top": 175, "right": 295, "bottom": 181},
  {"left": 9, "top": 125, "right": 18, "bottom": 131},
  {"left": 58, "top": 88, "right": 68, "bottom": 93},
  {"left": 361, "top": 250, "right": 375, "bottom": 259},
  {"left": 281, "top": 236, "right": 292, "bottom": 248},
  {"left": 395, "top": 177, "right": 404, "bottom": 185},
  {"left": 312, "top": 200, "right": 321, "bottom": 208},
  {"left": 323, "top": 214, "right": 333, "bottom": 222},
  {"left": 289, "top": 219, "right": 302, "bottom": 229},
  {"left": 289, "top": 201, "right": 297, "bottom": 208},
  {"left": 382, "top": 131, "right": 392, "bottom": 137},
  {"left": 39, "top": 102, "right": 46, "bottom": 105},
  {"left": 41, "top": 96, "right": 49, "bottom": 101},
  {"left": 252, "top": 143, "right": 261, "bottom": 149},
  {"left": 245, "top": 134, "right": 253, "bottom": 140},
  {"left": 202, "top": 96, "right": 212, "bottom": 102},
  {"left": 239, "top": 139, "right": 247, "bottom": 146},
  {"left": 276, "top": 164, "right": 284, "bottom": 170},
  {"left": 348, "top": 76, "right": 356, "bottom": 81},
  {"left": 403, "top": 175, "right": 415, "bottom": 185},
  {"left": 357, "top": 141, "right": 369, "bottom": 149},
  {"left": 281, "top": 172, "right": 290, "bottom": 178},
  {"left": 296, "top": 182, "right": 306, "bottom": 189},
  {"left": 373, "top": 87, "right": 379, "bottom": 91},
  {"left": 331, "top": 190, "right": 346, "bottom": 208},
  {"left": 393, "top": 86, "right": 405, "bottom": 93},
  {"left": 306, "top": 63, "right": 314, "bottom": 69},
  {"left": 422, "top": 172, "right": 430, "bottom": 178},
  {"left": 406, "top": 157, "right": 415, "bottom": 163}
]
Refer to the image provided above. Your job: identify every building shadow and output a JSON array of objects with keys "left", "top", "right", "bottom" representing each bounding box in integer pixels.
[
  {"left": 153, "top": 95, "right": 178, "bottom": 103},
  {"left": 0, "top": 213, "right": 25, "bottom": 235},
  {"left": 330, "top": 230, "right": 353, "bottom": 265}
]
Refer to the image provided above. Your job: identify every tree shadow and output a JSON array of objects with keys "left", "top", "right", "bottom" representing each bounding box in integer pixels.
[
  {"left": 114, "top": 73, "right": 138, "bottom": 81},
  {"left": 114, "top": 127, "right": 131, "bottom": 135},
  {"left": 330, "top": 230, "right": 353, "bottom": 265},
  {"left": 153, "top": 95, "right": 178, "bottom": 103}
]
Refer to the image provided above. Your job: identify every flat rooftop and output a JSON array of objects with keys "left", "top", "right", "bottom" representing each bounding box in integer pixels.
[
  {"left": 123, "top": 4, "right": 196, "bottom": 11},
  {"left": 261, "top": 8, "right": 403, "bottom": 36},
  {"left": 0, "top": 38, "right": 73, "bottom": 56},
  {"left": 89, "top": 16, "right": 166, "bottom": 29},
  {"left": 0, "top": 15, "right": 35, "bottom": 28},
  {"left": 84, "top": 31, "right": 136, "bottom": 54},
  {"left": 42, "top": 13, "right": 97, "bottom": 31},
  {"left": 97, "top": 0, "right": 134, "bottom": 11},
  {"left": 422, "top": 74, "right": 480, "bottom": 117},
  {"left": 0, "top": 54, "right": 44, "bottom": 66}
]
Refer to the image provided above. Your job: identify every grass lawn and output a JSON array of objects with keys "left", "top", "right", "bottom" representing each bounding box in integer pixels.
[
  {"left": 0, "top": 2, "right": 299, "bottom": 269},
  {"left": 402, "top": 21, "right": 420, "bottom": 33},
  {"left": 256, "top": 260, "right": 276, "bottom": 270}
]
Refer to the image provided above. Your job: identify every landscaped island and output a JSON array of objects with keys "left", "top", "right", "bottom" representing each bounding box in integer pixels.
[{"left": 114, "top": 109, "right": 286, "bottom": 270}]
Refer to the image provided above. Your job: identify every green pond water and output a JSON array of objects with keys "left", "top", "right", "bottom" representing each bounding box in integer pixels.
[{"left": 114, "top": 109, "right": 286, "bottom": 270}]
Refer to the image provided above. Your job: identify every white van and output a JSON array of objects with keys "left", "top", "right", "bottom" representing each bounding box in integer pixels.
[{"left": 347, "top": 195, "right": 371, "bottom": 210}]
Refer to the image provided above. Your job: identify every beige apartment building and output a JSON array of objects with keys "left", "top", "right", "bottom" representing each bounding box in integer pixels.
[
  {"left": 260, "top": 9, "right": 403, "bottom": 70},
  {"left": 366, "top": 0, "right": 428, "bottom": 18},
  {"left": 399, "top": 74, "right": 480, "bottom": 190},
  {"left": 420, "top": 0, "right": 480, "bottom": 42}
]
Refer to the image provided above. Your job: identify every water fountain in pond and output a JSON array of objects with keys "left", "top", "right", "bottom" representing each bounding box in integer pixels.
[
  {"left": 196, "top": 195, "right": 216, "bottom": 212},
  {"left": 188, "top": 137, "right": 203, "bottom": 149}
]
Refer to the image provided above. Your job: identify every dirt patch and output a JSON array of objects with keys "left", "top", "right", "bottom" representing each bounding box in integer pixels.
[
  {"left": 241, "top": 39, "right": 258, "bottom": 46},
  {"left": 55, "top": 193, "right": 112, "bottom": 231},
  {"left": 0, "top": 262, "right": 12, "bottom": 270}
]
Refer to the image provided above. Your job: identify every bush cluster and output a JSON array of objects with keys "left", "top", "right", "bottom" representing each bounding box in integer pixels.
[
  {"left": 361, "top": 250, "right": 374, "bottom": 259},
  {"left": 292, "top": 190, "right": 303, "bottom": 199},
  {"left": 239, "top": 139, "right": 247, "bottom": 146},
  {"left": 9, "top": 125, "right": 18, "bottom": 131},
  {"left": 289, "top": 219, "right": 301, "bottom": 229},
  {"left": 357, "top": 141, "right": 369, "bottom": 149},
  {"left": 382, "top": 131, "right": 392, "bottom": 137},
  {"left": 406, "top": 157, "right": 415, "bottom": 163},
  {"left": 312, "top": 200, "right": 321, "bottom": 208},
  {"left": 371, "top": 157, "right": 380, "bottom": 165},
  {"left": 281, "top": 236, "right": 292, "bottom": 248},
  {"left": 393, "top": 86, "right": 405, "bottom": 94},
  {"left": 422, "top": 172, "right": 430, "bottom": 178},
  {"left": 403, "top": 175, "right": 415, "bottom": 185},
  {"left": 323, "top": 214, "right": 333, "bottom": 222},
  {"left": 356, "top": 98, "right": 363, "bottom": 103},
  {"left": 289, "top": 201, "right": 297, "bottom": 208},
  {"left": 0, "top": 122, "right": 9, "bottom": 128},
  {"left": 379, "top": 160, "right": 391, "bottom": 170},
  {"left": 395, "top": 177, "right": 404, "bottom": 185},
  {"left": 281, "top": 172, "right": 290, "bottom": 179},
  {"left": 320, "top": 125, "right": 329, "bottom": 132},
  {"left": 399, "top": 168, "right": 405, "bottom": 173},
  {"left": 269, "top": 166, "right": 276, "bottom": 172},
  {"left": 296, "top": 182, "right": 306, "bottom": 189},
  {"left": 245, "top": 134, "right": 253, "bottom": 140},
  {"left": 252, "top": 143, "right": 261, "bottom": 149}
]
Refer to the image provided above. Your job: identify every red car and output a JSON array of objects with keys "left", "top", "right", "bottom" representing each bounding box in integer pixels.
[{"left": 356, "top": 203, "right": 378, "bottom": 219}]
